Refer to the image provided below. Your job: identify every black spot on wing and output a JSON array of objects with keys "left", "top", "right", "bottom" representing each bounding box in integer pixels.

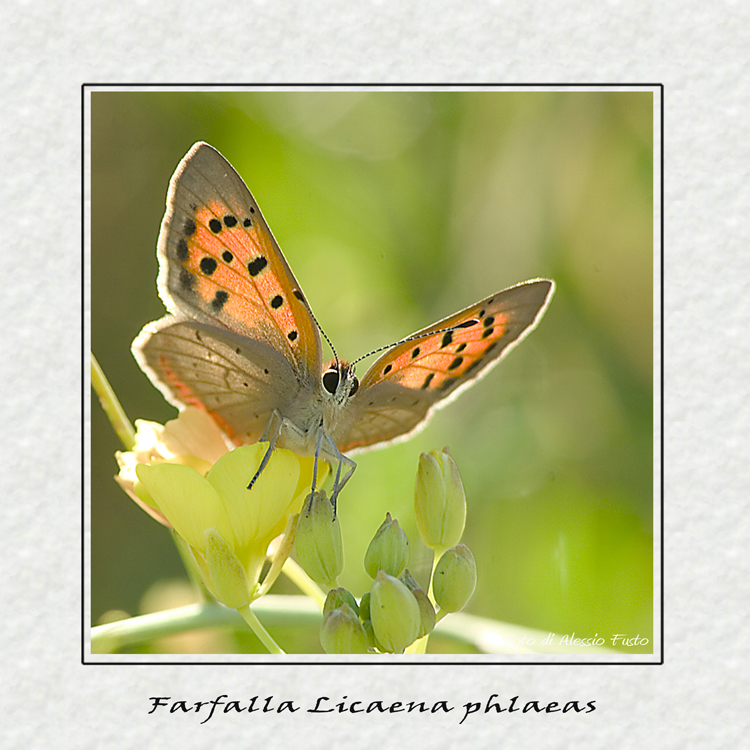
[
  {"left": 200, "top": 257, "right": 218, "bottom": 275},
  {"left": 209, "top": 218, "right": 222, "bottom": 233},
  {"left": 223, "top": 214, "right": 237, "bottom": 227},
  {"left": 247, "top": 256, "right": 268, "bottom": 276},
  {"left": 212, "top": 290, "right": 228, "bottom": 311},
  {"left": 448, "top": 356, "right": 464, "bottom": 371},
  {"left": 180, "top": 269, "right": 195, "bottom": 291},
  {"left": 176, "top": 239, "right": 189, "bottom": 261}
]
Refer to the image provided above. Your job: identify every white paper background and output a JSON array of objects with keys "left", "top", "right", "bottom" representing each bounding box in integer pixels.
[{"left": 3, "top": 1, "right": 747, "bottom": 746}]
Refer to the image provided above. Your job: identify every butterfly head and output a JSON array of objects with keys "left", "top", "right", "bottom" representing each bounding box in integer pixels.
[{"left": 322, "top": 360, "right": 359, "bottom": 404}]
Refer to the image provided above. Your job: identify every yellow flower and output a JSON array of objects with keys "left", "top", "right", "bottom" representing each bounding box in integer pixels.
[
  {"left": 135, "top": 443, "right": 323, "bottom": 606},
  {"left": 115, "top": 407, "right": 233, "bottom": 525},
  {"left": 113, "top": 407, "right": 328, "bottom": 607}
]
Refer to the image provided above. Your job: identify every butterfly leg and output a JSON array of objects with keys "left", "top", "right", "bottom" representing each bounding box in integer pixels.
[
  {"left": 247, "top": 412, "right": 286, "bottom": 490},
  {"left": 251, "top": 411, "right": 332, "bottom": 496},
  {"left": 320, "top": 434, "right": 356, "bottom": 509}
]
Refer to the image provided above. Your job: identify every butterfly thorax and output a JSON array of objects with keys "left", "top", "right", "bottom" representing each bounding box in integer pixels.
[{"left": 273, "top": 360, "right": 360, "bottom": 456}]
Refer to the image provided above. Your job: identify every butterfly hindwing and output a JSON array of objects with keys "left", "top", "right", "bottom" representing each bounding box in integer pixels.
[
  {"left": 157, "top": 142, "right": 322, "bottom": 378},
  {"left": 337, "top": 279, "right": 554, "bottom": 452},
  {"left": 133, "top": 318, "right": 304, "bottom": 445}
]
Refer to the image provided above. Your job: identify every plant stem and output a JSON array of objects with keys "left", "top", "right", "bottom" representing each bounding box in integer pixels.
[
  {"left": 89, "top": 597, "right": 618, "bottom": 655},
  {"left": 238, "top": 604, "right": 285, "bottom": 654},
  {"left": 281, "top": 557, "right": 327, "bottom": 608},
  {"left": 91, "top": 352, "right": 136, "bottom": 449}
]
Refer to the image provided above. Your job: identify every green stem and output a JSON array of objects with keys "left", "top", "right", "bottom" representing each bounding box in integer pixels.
[
  {"left": 237, "top": 604, "right": 285, "bottom": 654},
  {"left": 90, "top": 597, "right": 322, "bottom": 654},
  {"left": 89, "top": 596, "right": 618, "bottom": 655},
  {"left": 281, "top": 557, "right": 327, "bottom": 608},
  {"left": 91, "top": 352, "right": 136, "bottom": 449}
]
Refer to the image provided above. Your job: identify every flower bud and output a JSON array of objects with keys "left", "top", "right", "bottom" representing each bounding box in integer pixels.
[
  {"left": 370, "top": 571, "right": 421, "bottom": 653},
  {"left": 414, "top": 449, "right": 466, "bottom": 551},
  {"left": 432, "top": 544, "right": 477, "bottom": 613},
  {"left": 358, "top": 592, "right": 371, "bottom": 622},
  {"left": 320, "top": 604, "right": 369, "bottom": 654},
  {"left": 294, "top": 491, "right": 343, "bottom": 588},
  {"left": 364, "top": 513, "right": 409, "bottom": 579},
  {"left": 362, "top": 618, "right": 378, "bottom": 650},
  {"left": 400, "top": 570, "right": 436, "bottom": 638},
  {"left": 205, "top": 528, "right": 251, "bottom": 608},
  {"left": 323, "top": 587, "right": 359, "bottom": 617}
]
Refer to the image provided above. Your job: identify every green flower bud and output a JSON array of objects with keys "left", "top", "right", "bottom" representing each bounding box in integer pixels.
[
  {"left": 358, "top": 592, "right": 371, "bottom": 622},
  {"left": 400, "top": 570, "right": 436, "bottom": 638},
  {"left": 362, "top": 618, "right": 378, "bottom": 650},
  {"left": 364, "top": 513, "right": 410, "bottom": 578},
  {"left": 432, "top": 544, "right": 477, "bottom": 613},
  {"left": 320, "top": 604, "right": 369, "bottom": 654},
  {"left": 294, "top": 491, "right": 343, "bottom": 588},
  {"left": 323, "top": 587, "right": 359, "bottom": 617},
  {"left": 205, "top": 528, "right": 251, "bottom": 608},
  {"left": 370, "top": 571, "right": 421, "bottom": 653},
  {"left": 414, "top": 450, "right": 466, "bottom": 551}
]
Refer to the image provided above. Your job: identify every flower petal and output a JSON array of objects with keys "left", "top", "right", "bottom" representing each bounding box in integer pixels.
[
  {"left": 206, "top": 445, "right": 301, "bottom": 544},
  {"left": 135, "top": 462, "right": 234, "bottom": 551},
  {"left": 161, "top": 407, "right": 234, "bottom": 464}
]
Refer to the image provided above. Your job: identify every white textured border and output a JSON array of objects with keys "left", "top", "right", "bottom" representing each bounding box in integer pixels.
[{"left": 4, "top": 2, "right": 746, "bottom": 746}]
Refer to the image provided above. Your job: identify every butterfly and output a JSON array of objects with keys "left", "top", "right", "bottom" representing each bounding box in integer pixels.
[{"left": 133, "top": 142, "right": 554, "bottom": 500}]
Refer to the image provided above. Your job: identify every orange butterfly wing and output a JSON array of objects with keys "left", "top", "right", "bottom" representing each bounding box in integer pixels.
[
  {"left": 133, "top": 143, "right": 322, "bottom": 444},
  {"left": 155, "top": 142, "right": 321, "bottom": 377},
  {"left": 335, "top": 279, "right": 554, "bottom": 452}
]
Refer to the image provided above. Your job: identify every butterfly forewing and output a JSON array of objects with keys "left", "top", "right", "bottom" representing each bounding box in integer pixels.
[
  {"left": 337, "top": 279, "right": 554, "bottom": 452},
  {"left": 157, "top": 142, "right": 321, "bottom": 378}
]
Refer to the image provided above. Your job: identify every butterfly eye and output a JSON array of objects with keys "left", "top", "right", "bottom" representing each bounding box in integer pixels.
[
  {"left": 322, "top": 369, "right": 340, "bottom": 394},
  {"left": 349, "top": 376, "right": 359, "bottom": 397}
]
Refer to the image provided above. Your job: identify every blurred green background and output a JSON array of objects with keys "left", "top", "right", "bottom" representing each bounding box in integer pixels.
[{"left": 90, "top": 90, "right": 654, "bottom": 654}]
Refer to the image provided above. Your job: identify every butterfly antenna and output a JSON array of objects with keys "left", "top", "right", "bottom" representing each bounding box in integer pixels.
[
  {"left": 301, "top": 295, "right": 339, "bottom": 366},
  {"left": 350, "top": 319, "right": 479, "bottom": 367}
]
